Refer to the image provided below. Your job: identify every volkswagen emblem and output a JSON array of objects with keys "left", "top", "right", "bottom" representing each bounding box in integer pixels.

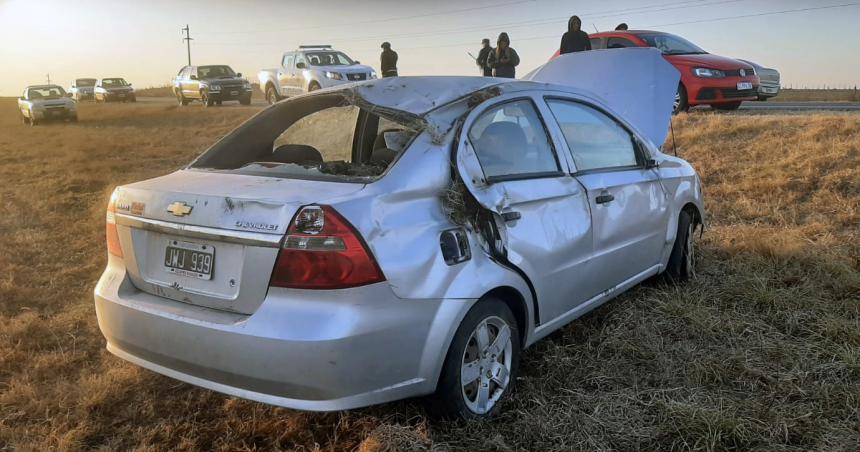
[{"left": 739, "top": 69, "right": 746, "bottom": 77}]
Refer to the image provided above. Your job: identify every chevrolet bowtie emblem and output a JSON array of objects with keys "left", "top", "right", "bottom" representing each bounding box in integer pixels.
[{"left": 167, "top": 201, "right": 193, "bottom": 217}]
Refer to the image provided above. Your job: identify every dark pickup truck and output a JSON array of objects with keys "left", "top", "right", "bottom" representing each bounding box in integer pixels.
[{"left": 173, "top": 65, "right": 252, "bottom": 107}]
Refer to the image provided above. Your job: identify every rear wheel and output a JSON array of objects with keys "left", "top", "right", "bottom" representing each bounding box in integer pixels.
[
  {"left": 673, "top": 83, "right": 689, "bottom": 114},
  {"left": 21, "top": 114, "right": 30, "bottom": 126},
  {"left": 711, "top": 102, "right": 742, "bottom": 111},
  {"left": 431, "top": 297, "right": 520, "bottom": 419},
  {"left": 265, "top": 85, "right": 279, "bottom": 105},
  {"left": 664, "top": 210, "right": 696, "bottom": 283},
  {"left": 202, "top": 92, "right": 214, "bottom": 108}
]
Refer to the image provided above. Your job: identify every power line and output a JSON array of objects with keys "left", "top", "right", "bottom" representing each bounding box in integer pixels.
[
  {"left": 196, "top": 0, "right": 536, "bottom": 35},
  {"left": 193, "top": 0, "right": 745, "bottom": 47},
  {"left": 353, "top": 1, "right": 860, "bottom": 53}
]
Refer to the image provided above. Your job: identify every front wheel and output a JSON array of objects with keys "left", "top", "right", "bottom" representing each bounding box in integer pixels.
[
  {"left": 664, "top": 210, "right": 696, "bottom": 283},
  {"left": 265, "top": 85, "right": 279, "bottom": 105},
  {"left": 673, "top": 83, "right": 689, "bottom": 114},
  {"left": 431, "top": 297, "right": 520, "bottom": 419},
  {"left": 308, "top": 82, "right": 321, "bottom": 92},
  {"left": 202, "top": 92, "right": 214, "bottom": 107}
]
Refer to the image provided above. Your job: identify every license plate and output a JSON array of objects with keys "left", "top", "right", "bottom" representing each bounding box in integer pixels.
[
  {"left": 164, "top": 240, "right": 214, "bottom": 280},
  {"left": 119, "top": 94, "right": 126, "bottom": 98},
  {"left": 737, "top": 82, "right": 753, "bottom": 90},
  {"left": 230, "top": 91, "right": 238, "bottom": 96}
]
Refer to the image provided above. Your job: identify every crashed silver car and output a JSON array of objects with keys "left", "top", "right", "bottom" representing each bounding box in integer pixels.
[{"left": 95, "top": 48, "right": 704, "bottom": 418}]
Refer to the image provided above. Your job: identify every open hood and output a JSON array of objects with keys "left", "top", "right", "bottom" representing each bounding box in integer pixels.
[{"left": 523, "top": 47, "right": 679, "bottom": 147}]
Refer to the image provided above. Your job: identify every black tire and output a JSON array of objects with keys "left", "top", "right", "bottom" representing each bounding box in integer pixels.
[
  {"left": 308, "top": 82, "right": 321, "bottom": 92},
  {"left": 711, "top": 102, "right": 742, "bottom": 111},
  {"left": 664, "top": 210, "right": 696, "bottom": 283},
  {"left": 21, "top": 115, "right": 30, "bottom": 126},
  {"left": 177, "top": 91, "right": 189, "bottom": 106},
  {"left": 265, "top": 85, "right": 279, "bottom": 105},
  {"left": 673, "top": 83, "right": 689, "bottom": 114},
  {"left": 29, "top": 117, "right": 38, "bottom": 127},
  {"left": 215, "top": 100, "right": 222, "bottom": 106},
  {"left": 202, "top": 92, "right": 213, "bottom": 108},
  {"left": 757, "top": 96, "right": 768, "bottom": 102},
  {"left": 431, "top": 297, "right": 520, "bottom": 419}
]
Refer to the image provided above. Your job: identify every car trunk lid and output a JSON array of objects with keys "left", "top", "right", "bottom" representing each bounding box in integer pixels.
[{"left": 113, "top": 170, "right": 365, "bottom": 314}]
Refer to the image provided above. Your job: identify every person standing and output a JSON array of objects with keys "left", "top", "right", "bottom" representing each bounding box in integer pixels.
[
  {"left": 559, "top": 15, "right": 591, "bottom": 54},
  {"left": 476, "top": 38, "right": 493, "bottom": 76},
  {"left": 487, "top": 32, "right": 520, "bottom": 78},
  {"left": 380, "top": 42, "right": 398, "bottom": 78}
]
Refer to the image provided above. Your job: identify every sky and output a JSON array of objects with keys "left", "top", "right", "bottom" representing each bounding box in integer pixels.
[{"left": 1, "top": 0, "right": 859, "bottom": 96}]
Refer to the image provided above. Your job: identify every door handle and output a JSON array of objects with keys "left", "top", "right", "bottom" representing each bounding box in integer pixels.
[
  {"left": 501, "top": 211, "right": 522, "bottom": 222},
  {"left": 595, "top": 192, "right": 615, "bottom": 204}
]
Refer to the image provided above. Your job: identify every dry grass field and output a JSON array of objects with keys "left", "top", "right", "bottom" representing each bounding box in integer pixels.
[
  {"left": 0, "top": 99, "right": 858, "bottom": 451},
  {"left": 773, "top": 89, "right": 860, "bottom": 102}
]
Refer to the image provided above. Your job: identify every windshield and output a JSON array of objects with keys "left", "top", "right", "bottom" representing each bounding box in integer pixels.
[
  {"left": 76, "top": 79, "right": 96, "bottom": 87},
  {"left": 190, "top": 94, "right": 419, "bottom": 182},
  {"left": 639, "top": 33, "right": 707, "bottom": 55},
  {"left": 28, "top": 86, "right": 67, "bottom": 100},
  {"left": 101, "top": 78, "right": 128, "bottom": 87},
  {"left": 198, "top": 65, "right": 236, "bottom": 79},
  {"left": 306, "top": 52, "right": 355, "bottom": 66}
]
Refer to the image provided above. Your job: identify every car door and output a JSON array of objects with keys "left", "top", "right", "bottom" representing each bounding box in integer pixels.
[
  {"left": 455, "top": 95, "right": 596, "bottom": 324},
  {"left": 292, "top": 53, "right": 308, "bottom": 92},
  {"left": 278, "top": 53, "right": 296, "bottom": 96},
  {"left": 186, "top": 67, "right": 201, "bottom": 99},
  {"left": 544, "top": 98, "right": 670, "bottom": 291}
]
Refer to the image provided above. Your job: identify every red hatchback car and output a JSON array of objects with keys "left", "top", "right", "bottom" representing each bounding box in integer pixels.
[{"left": 554, "top": 30, "right": 759, "bottom": 113}]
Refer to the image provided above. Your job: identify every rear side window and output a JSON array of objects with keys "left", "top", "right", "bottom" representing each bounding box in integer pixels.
[
  {"left": 607, "top": 37, "right": 637, "bottom": 49},
  {"left": 468, "top": 99, "right": 560, "bottom": 180},
  {"left": 546, "top": 99, "right": 638, "bottom": 171},
  {"left": 589, "top": 38, "right": 603, "bottom": 49}
]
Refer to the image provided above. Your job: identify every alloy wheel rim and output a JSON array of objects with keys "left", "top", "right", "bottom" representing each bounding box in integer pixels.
[
  {"left": 673, "top": 91, "right": 681, "bottom": 112},
  {"left": 460, "top": 315, "right": 512, "bottom": 415}
]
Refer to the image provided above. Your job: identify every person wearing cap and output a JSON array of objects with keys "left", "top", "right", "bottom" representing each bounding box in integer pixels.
[
  {"left": 476, "top": 38, "right": 493, "bottom": 76},
  {"left": 486, "top": 32, "right": 520, "bottom": 78},
  {"left": 560, "top": 15, "right": 591, "bottom": 54},
  {"left": 615, "top": 23, "right": 629, "bottom": 31},
  {"left": 380, "top": 42, "right": 399, "bottom": 78}
]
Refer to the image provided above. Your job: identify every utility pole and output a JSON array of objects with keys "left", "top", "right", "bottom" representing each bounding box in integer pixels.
[
  {"left": 182, "top": 24, "right": 193, "bottom": 66},
  {"left": 46, "top": 73, "right": 51, "bottom": 84}
]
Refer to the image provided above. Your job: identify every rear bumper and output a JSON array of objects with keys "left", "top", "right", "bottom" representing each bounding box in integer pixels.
[{"left": 94, "top": 262, "right": 472, "bottom": 411}]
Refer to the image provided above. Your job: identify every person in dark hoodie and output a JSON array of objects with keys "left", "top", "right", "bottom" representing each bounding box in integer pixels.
[
  {"left": 476, "top": 38, "right": 493, "bottom": 76},
  {"left": 487, "top": 32, "right": 520, "bottom": 78},
  {"left": 559, "top": 15, "right": 591, "bottom": 54},
  {"left": 380, "top": 42, "right": 398, "bottom": 78}
]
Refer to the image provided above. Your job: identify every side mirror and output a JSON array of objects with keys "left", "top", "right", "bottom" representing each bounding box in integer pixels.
[
  {"left": 190, "top": 75, "right": 198, "bottom": 80},
  {"left": 296, "top": 62, "right": 306, "bottom": 69},
  {"left": 236, "top": 72, "right": 242, "bottom": 78},
  {"left": 645, "top": 158, "right": 660, "bottom": 169},
  {"left": 354, "top": 60, "right": 360, "bottom": 64}
]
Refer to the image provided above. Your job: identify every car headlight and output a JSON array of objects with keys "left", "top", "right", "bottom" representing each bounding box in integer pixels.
[
  {"left": 370, "top": 70, "right": 377, "bottom": 79},
  {"left": 325, "top": 71, "right": 343, "bottom": 80},
  {"left": 208, "top": 84, "right": 221, "bottom": 91},
  {"left": 693, "top": 68, "right": 725, "bottom": 78},
  {"left": 243, "top": 81, "right": 252, "bottom": 89}
]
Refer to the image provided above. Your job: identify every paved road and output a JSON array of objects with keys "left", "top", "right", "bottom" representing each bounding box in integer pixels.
[{"left": 137, "top": 96, "right": 860, "bottom": 113}]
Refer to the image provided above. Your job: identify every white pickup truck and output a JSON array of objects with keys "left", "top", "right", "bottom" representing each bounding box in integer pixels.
[{"left": 258, "top": 45, "right": 376, "bottom": 104}]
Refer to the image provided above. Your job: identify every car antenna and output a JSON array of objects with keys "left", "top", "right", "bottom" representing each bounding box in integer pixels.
[
  {"left": 592, "top": 24, "right": 599, "bottom": 33},
  {"left": 670, "top": 119, "right": 678, "bottom": 157}
]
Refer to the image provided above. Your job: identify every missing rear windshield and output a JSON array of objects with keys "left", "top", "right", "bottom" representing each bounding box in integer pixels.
[{"left": 189, "top": 93, "right": 421, "bottom": 182}]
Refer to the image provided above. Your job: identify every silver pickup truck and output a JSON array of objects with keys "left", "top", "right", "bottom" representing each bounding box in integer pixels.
[
  {"left": 258, "top": 45, "right": 376, "bottom": 104},
  {"left": 18, "top": 85, "right": 77, "bottom": 126}
]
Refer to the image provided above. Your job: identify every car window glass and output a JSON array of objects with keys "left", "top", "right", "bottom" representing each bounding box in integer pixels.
[
  {"left": 273, "top": 105, "right": 360, "bottom": 162},
  {"left": 468, "top": 99, "right": 560, "bottom": 179},
  {"left": 296, "top": 54, "right": 307, "bottom": 67},
  {"left": 284, "top": 55, "right": 295, "bottom": 69},
  {"left": 546, "top": 99, "right": 638, "bottom": 171},
  {"left": 589, "top": 38, "right": 603, "bottom": 49},
  {"left": 607, "top": 37, "right": 636, "bottom": 49}
]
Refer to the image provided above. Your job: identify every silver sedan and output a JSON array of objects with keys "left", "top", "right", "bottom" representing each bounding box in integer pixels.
[{"left": 94, "top": 48, "right": 704, "bottom": 419}]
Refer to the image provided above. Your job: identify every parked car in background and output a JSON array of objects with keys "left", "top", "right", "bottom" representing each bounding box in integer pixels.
[
  {"left": 738, "top": 59, "right": 780, "bottom": 101},
  {"left": 18, "top": 85, "right": 77, "bottom": 126},
  {"left": 69, "top": 78, "right": 97, "bottom": 101},
  {"left": 95, "top": 78, "right": 136, "bottom": 103},
  {"left": 570, "top": 30, "right": 759, "bottom": 113},
  {"left": 94, "top": 49, "right": 704, "bottom": 419},
  {"left": 258, "top": 45, "right": 377, "bottom": 105},
  {"left": 173, "top": 65, "right": 253, "bottom": 107}
]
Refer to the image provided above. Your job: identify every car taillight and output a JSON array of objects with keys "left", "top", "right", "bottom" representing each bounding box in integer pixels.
[
  {"left": 106, "top": 190, "right": 123, "bottom": 257},
  {"left": 270, "top": 205, "right": 385, "bottom": 289}
]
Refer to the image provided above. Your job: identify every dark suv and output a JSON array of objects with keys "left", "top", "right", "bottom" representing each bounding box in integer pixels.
[{"left": 173, "top": 65, "right": 253, "bottom": 107}]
